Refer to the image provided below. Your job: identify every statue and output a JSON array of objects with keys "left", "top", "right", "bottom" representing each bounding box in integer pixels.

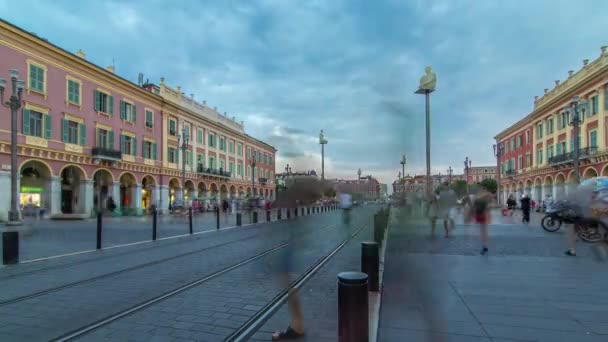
[
  {"left": 418, "top": 66, "right": 437, "bottom": 92},
  {"left": 357, "top": 168, "right": 362, "bottom": 179},
  {"left": 319, "top": 129, "right": 327, "bottom": 144},
  {"left": 398, "top": 171, "right": 401, "bottom": 179}
]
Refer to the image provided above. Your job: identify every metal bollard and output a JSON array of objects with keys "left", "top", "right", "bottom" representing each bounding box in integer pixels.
[
  {"left": 216, "top": 207, "right": 220, "bottom": 230},
  {"left": 287, "top": 208, "right": 291, "bottom": 219},
  {"left": 253, "top": 210, "right": 258, "bottom": 223},
  {"left": 301, "top": 207, "right": 305, "bottom": 216},
  {"left": 266, "top": 210, "right": 271, "bottom": 222},
  {"left": 278, "top": 208, "right": 282, "bottom": 220},
  {"left": 295, "top": 207, "right": 298, "bottom": 217},
  {"left": 152, "top": 208, "right": 158, "bottom": 241},
  {"left": 2, "top": 231, "right": 19, "bottom": 265},
  {"left": 361, "top": 242, "right": 379, "bottom": 292},
  {"left": 237, "top": 212, "right": 242, "bottom": 226},
  {"left": 96, "top": 212, "right": 103, "bottom": 249},
  {"left": 338, "top": 272, "right": 369, "bottom": 342},
  {"left": 189, "top": 207, "right": 193, "bottom": 234},
  {"left": 307, "top": 207, "right": 310, "bottom": 215}
]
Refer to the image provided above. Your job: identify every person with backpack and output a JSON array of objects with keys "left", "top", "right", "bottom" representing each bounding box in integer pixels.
[{"left": 473, "top": 187, "right": 492, "bottom": 255}]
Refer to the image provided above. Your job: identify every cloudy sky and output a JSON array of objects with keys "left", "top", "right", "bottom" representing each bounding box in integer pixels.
[{"left": 2, "top": 0, "right": 607, "bottom": 188}]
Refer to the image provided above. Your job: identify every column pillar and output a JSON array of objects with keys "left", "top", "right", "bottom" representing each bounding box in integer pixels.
[
  {"left": 158, "top": 185, "right": 169, "bottom": 215},
  {"left": 49, "top": 176, "right": 61, "bottom": 216},
  {"left": 81, "top": 179, "right": 94, "bottom": 216},
  {"left": 133, "top": 183, "right": 143, "bottom": 215},
  {"left": 112, "top": 181, "right": 122, "bottom": 215}
]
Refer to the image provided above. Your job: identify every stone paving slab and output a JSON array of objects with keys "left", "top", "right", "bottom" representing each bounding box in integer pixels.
[
  {"left": 77, "top": 207, "right": 376, "bottom": 342},
  {"left": 378, "top": 209, "right": 608, "bottom": 342},
  {"left": 0, "top": 207, "right": 347, "bottom": 341}
]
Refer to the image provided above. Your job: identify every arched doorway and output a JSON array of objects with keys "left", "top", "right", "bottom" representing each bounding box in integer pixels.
[
  {"left": 533, "top": 177, "right": 542, "bottom": 202},
  {"left": 583, "top": 167, "right": 598, "bottom": 180},
  {"left": 220, "top": 184, "right": 228, "bottom": 202},
  {"left": 168, "top": 178, "right": 181, "bottom": 209},
  {"left": 264, "top": 189, "right": 269, "bottom": 199},
  {"left": 60, "top": 165, "right": 87, "bottom": 214},
  {"left": 259, "top": 188, "right": 263, "bottom": 197},
  {"left": 238, "top": 186, "right": 244, "bottom": 198},
  {"left": 184, "top": 180, "right": 195, "bottom": 202},
  {"left": 543, "top": 175, "right": 553, "bottom": 200},
  {"left": 524, "top": 180, "right": 532, "bottom": 198},
  {"left": 119, "top": 172, "right": 137, "bottom": 214},
  {"left": 229, "top": 185, "right": 236, "bottom": 199},
  {"left": 197, "top": 182, "right": 207, "bottom": 199},
  {"left": 209, "top": 183, "right": 219, "bottom": 202},
  {"left": 555, "top": 173, "right": 566, "bottom": 200},
  {"left": 141, "top": 175, "right": 156, "bottom": 213},
  {"left": 602, "top": 165, "right": 608, "bottom": 177},
  {"left": 93, "top": 169, "right": 114, "bottom": 213},
  {"left": 19, "top": 160, "right": 52, "bottom": 216}
]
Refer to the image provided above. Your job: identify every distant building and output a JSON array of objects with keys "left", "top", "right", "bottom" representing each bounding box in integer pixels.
[
  {"left": 329, "top": 176, "right": 380, "bottom": 200},
  {"left": 379, "top": 184, "right": 388, "bottom": 199},
  {"left": 464, "top": 166, "right": 497, "bottom": 184}
]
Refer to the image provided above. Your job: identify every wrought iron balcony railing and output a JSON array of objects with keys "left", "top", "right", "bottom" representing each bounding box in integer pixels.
[
  {"left": 92, "top": 147, "right": 122, "bottom": 161},
  {"left": 196, "top": 166, "right": 231, "bottom": 178},
  {"left": 258, "top": 177, "right": 268, "bottom": 184},
  {"left": 548, "top": 147, "right": 599, "bottom": 165}
]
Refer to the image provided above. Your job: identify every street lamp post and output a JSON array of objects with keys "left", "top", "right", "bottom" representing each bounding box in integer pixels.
[
  {"left": 400, "top": 154, "right": 406, "bottom": 179},
  {"left": 566, "top": 95, "right": 586, "bottom": 184},
  {"left": 493, "top": 142, "right": 504, "bottom": 205},
  {"left": 319, "top": 130, "right": 328, "bottom": 180},
  {"left": 464, "top": 157, "right": 472, "bottom": 193},
  {"left": 415, "top": 66, "right": 437, "bottom": 199},
  {"left": 177, "top": 127, "right": 190, "bottom": 201},
  {"left": 0, "top": 69, "right": 25, "bottom": 223},
  {"left": 447, "top": 166, "right": 453, "bottom": 184}
]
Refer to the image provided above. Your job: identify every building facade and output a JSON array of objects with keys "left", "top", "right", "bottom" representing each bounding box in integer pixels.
[
  {"left": 495, "top": 45, "right": 608, "bottom": 204},
  {"left": 464, "top": 166, "right": 497, "bottom": 184},
  {"left": 0, "top": 20, "right": 276, "bottom": 220},
  {"left": 330, "top": 176, "right": 380, "bottom": 201}
]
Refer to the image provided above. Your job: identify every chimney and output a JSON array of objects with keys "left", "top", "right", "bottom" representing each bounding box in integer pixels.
[
  {"left": 534, "top": 95, "right": 539, "bottom": 102},
  {"left": 602, "top": 46, "right": 607, "bottom": 55},
  {"left": 544, "top": 88, "right": 548, "bottom": 94},
  {"left": 76, "top": 49, "right": 86, "bottom": 59},
  {"left": 105, "top": 65, "right": 115, "bottom": 73},
  {"left": 176, "top": 86, "right": 181, "bottom": 93},
  {"left": 202, "top": 100, "right": 206, "bottom": 105},
  {"left": 160, "top": 77, "right": 165, "bottom": 84},
  {"left": 555, "top": 80, "right": 560, "bottom": 86},
  {"left": 568, "top": 70, "right": 574, "bottom": 77},
  {"left": 583, "top": 59, "right": 589, "bottom": 66}
]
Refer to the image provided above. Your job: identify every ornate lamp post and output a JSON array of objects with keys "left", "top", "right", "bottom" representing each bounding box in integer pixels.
[
  {"left": 0, "top": 69, "right": 25, "bottom": 223},
  {"left": 447, "top": 166, "right": 453, "bottom": 184},
  {"left": 415, "top": 66, "right": 437, "bottom": 198},
  {"left": 177, "top": 127, "right": 190, "bottom": 201},
  {"left": 493, "top": 142, "right": 504, "bottom": 205},
  {"left": 464, "top": 157, "right": 472, "bottom": 192},
  {"left": 319, "top": 130, "right": 328, "bottom": 180},
  {"left": 400, "top": 154, "right": 406, "bottom": 179},
  {"left": 566, "top": 95, "right": 586, "bottom": 184}
]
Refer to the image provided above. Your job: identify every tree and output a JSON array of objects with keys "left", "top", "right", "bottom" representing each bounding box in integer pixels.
[
  {"left": 450, "top": 180, "right": 468, "bottom": 197},
  {"left": 479, "top": 178, "right": 498, "bottom": 194}
]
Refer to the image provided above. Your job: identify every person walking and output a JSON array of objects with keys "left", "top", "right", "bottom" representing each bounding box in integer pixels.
[
  {"left": 426, "top": 190, "right": 441, "bottom": 237},
  {"left": 472, "top": 187, "right": 492, "bottom": 255},
  {"left": 520, "top": 193, "right": 531, "bottom": 224},
  {"left": 507, "top": 194, "right": 516, "bottom": 216}
]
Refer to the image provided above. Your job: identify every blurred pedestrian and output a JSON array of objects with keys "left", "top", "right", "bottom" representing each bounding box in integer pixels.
[
  {"left": 427, "top": 190, "right": 440, "bottom": 237},
  {"left": 438, "top": 187, "right": 458, "bottom": 237},
  {"left": 507, "top": 194, "right": 516, "bottom": 215},
  {"left": 473, "top": 187, "right": 492, "bottom": 255},
  {"left": 520, "top": 193, "right": 531, "bottom": 224}
]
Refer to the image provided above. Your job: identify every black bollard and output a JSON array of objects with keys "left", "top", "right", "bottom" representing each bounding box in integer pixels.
[
  {"left": 253, "top": 210, "right": 258, "bottom": 223},
  {"left": 361, "top": 242, "right": 379, "bottom": 292},
  {"left": 152, "top": 208, "right": 157, "bottom": 241},
  {"left": 189, "top": 207, "right": 193, "bottom": 234},
  {"left": 266, "top": 210, "right": 271, "bottom": 222},
  {"left": 216, "top": 206, "right": 220, "bottom": 230},
  {"left": 307, "top": 207, "right": 310, "bottom": 215},
  {"left": 237, "top": 212, "right": 242, "bottom": 226},
  {"left": 338, "top": 272, "right": 369, "bottom": 342},
  {"left": 96, "top": 212, "right": 102, "bottom": 250},
  {"left": 295, "top": 207, "right": 298, "bottom": 217},
  {"left": 278, "top": 209, "right": 282, "bottom": 220},
  {"left": 287, "top": 208, "right": 291, "bottom": 219},
  {"left": 301, "top": 207, "right": 305, "bottom": 216},
  {"left": 2, "top": 231, "right": 19, "bottom": 265}
]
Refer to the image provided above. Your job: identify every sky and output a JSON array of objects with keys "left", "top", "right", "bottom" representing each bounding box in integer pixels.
[{"left": 2, "top": 0, "right": 608, "bottom": 189}]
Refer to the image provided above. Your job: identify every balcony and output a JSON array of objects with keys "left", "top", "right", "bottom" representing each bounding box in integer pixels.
[
  {"left": 196, "top": 166, "right": 231, "bottom": 178},
  {"left": 92, "top": 147, "right": 122, "bottom": 161},
  {"left": 548, "top": 147, "right": 599, "bottom": 166},
  {"left": 504, "top": 169, "right": 516, "bottom": 177},
  {"left": 258, "top": 177, "right": 268, "bottom": 185}
]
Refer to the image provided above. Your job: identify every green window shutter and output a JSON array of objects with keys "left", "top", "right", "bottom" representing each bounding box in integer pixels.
[
  {"left": 132, "top": 137, "right": 137, "bottom": 156},
  {"left": 120, "top": 135, "right": 125, "bottom": 153},
  {"left": 108, "top": 130, "right": 114, "bottom": 149},
  {"left": 142, "top": 141, "right": 146, "bottom": 159},
  {"left": 79, "top": 123, "right": 86, "bottom": 146},
  {"left": 176, "top": 149, "right": 179, "bottom": 165},
  {"left": 152, "top": 143, "right": 157, "bottom": 160},
  {"left": 189, "top": 151, "right": 193, "bottom": 166},
  {"left": 94, "top": 90, "right": 101, "bottom": 111},
  {"left": 44, "top": 114, "right": 52, "bottom": 139},
  {"left": 120, "top": 101, "right": 125, "bottom": 120},
  {"left": 95, "top": 128, "right": 100, "bottom": 146},
  {"left": 22, "top": 109, "right": 31, "bottom": 135},
  {"left": 593, "top": 97, "right": 599, "bottom": 114},
  {"left": 62, "top": 118, "right": 69, "bottom": 142},
  {"left": 132, "top": 106, "right": 137, "bottom": 123},
  {"left": 108, "top": 96, "right": 114, "bottom": 115}
]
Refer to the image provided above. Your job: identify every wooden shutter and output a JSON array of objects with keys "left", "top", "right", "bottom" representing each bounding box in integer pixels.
[
  {"left": 62, "top": 118, "right": 69, "bottom": 142},
  {"left": 142, "top": 141, "right": 147, "bottom": 159},
  {"left": 132, "top": 105, "right": 137, "bottom": 123},
  {"left": 79, "top": 123, "right": 86, "bottom": 146},
  {"left": 120, "top": 134, "right": 125, "bottom": 153},
  {"left": 44, "top": 114, "right": 52, "bottom": 139},
  {"left": 175, "top": 148, "right": 179, "bottom": 164},
  {"left": 152, "top": 143, "right": 157, "bottom": 160},
  {"left": 108, "top": 96, "right": 114, "bottom": 115},
  {"left": 94, "top": 90, "right": 101, "bottom": 111},
  {"left": 132, "top": 137, "right": 137, "bottom": 156},
  {"left": 22, "top": 109, "right": 31, "bottom": 135},
  {"left": 108, "top": 130, "right": 114, "bottom": 149},
  {"left": 120, "top": 101, "right": 125, "bottom": 120}
]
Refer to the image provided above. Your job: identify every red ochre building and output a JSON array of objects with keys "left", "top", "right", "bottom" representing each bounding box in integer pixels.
[
  {"left": 495, "top": 45, "right": 608, "bottom": 204},
  {"left": 0, "top": 19, "right": 276, "bottom": 220},
  {"left": 330, "top": 176, "right": 380, "bottom": 201}
]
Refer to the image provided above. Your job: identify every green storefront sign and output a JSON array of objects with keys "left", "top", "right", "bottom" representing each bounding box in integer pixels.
[{"left": 21, "top": 186, "right": 44, "bottom": 193}]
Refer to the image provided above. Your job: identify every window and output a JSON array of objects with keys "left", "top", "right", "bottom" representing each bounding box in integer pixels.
[
  {"left": 197, "top": 155, "right": 205, "bottom": 171},
  {"left": 186, "top": 151, "right": 192, "bottom": 166},
  {"left": 96, "top": 128, "right": 114, "bottom": 149},
  {"left": 505, "top": 142, "right": 509, "bottom": 154},
  {"left": 229, "top": 162, "right": 235, "bottom": 175},
  {"left": 169, "top": 119, "right": 177, "bottom": 136},
  {"left": 526, "top": 154, "right": 532, "bottom": 168},
  {"left": 67, "top": 79, "right": 81, "bottom": 105},
  {"left": 592, "top": 96, "right": 599, "bottom": 115},
  {"left": 28, "top": 62, "right": 45, "bottom": 93},
  {"left": 220, "top": 160, "right": 225, "bottom": 171},
  {"left": 537, "top": 149, "right": 543, "bottom": 165},
  {"left": 590, "top": 130, "right": 598, "bottom": 148},
  {"left": 237, "top": 163, "right": 243, "bottom": 176},
  {"left": 208, "top": 133, "right": 216, "bottom": 148},
  {"left": 219, "top": 137, "right": 226, "bottom": 151},
  {"left": 247, "top": 166, "right": 252, "bottom": 177},
  {"left": 525, "top": 130, "right": 530, "bottom": 144},
  {"left": 197, "top": 129, "right": 203, "bottom": 144},
  {"left": 518, "top": 156, "right": 523, "bottom": 170},
  {"left": 168, "top": 147, "right": 178, "bottom": 163},
  {"left": 547, "top": 118, "right": 554, "bottom": 134},
  {"left": 120, "top": 135, "right": 137, "bottom": 156},
  {"left": 183, "top": 124, "right": 191, "bottom": 139},
  {"left": 120, "top": 101, "right": 136, "bottom": 123},
  {"left": 142, "top": 140, "right": 157, "bottom": 160},
  {"left": 269, "top": 156, "right": 273, "bottom": 165},
  {"left": 247, "top": 147, "right": 251, "bottom": 159},
  {"left": 547, "top": 145, "right": 554, "bottom": 159},
  {"left": 510, "top": 139, "right": 514, "bottom": 151},
  {"left": 62, "top": 119, "right": 80, "bottom": 145},
  {"left": 537, "top": 123, "right": 544, "bottom": 139},
  {"left": 22, "top": 109, "right": 51, "bottom": 138},
  {"left": 229, "top": 141, "right": 234, "bottom": 154},
  {"left": 515, "top": 136, "right": 521, "bottom": 148},
  {"left": 145, "top": 110, "right": 153, "bottom": 128},
  {"left": 560, "top": 141, "right": 567, "bottom": 154},
  {"left": 94, "top": 90, "right": 114, "bottom": 115},
  {"left": 209, "top": 156, "right": 216, "bottom": 169},
  {"left": 238, "top": 143, "right": 243, "bottom": 156}
]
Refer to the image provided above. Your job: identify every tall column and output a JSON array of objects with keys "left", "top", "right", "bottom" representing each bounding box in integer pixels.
[
  {"left": 81, "top": 179, "right": 94, "bottom": 215},
  {"left": 112, "top": 181, "right": 121, "bottom": 215},
  {"left": 0, "top": 171, "right": 11, "bottom": 221},
  {"left": 158, "top": 185, "right": 169, "bottom": 214},
  {"left": 133, "top": 183, "right": 143, "bottom": 215},
  {"left": 49, "top": 176, "right": 61, "bottom": 216}
]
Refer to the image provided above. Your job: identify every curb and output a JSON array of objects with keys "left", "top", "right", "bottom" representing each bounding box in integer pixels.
[{"left": 369, "top": 207, "right": 392, "bottom": 342}]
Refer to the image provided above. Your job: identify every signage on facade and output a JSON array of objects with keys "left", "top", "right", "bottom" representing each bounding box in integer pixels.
[{"left": 21, "top": 186, "right": 44, "bottom": 193}]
